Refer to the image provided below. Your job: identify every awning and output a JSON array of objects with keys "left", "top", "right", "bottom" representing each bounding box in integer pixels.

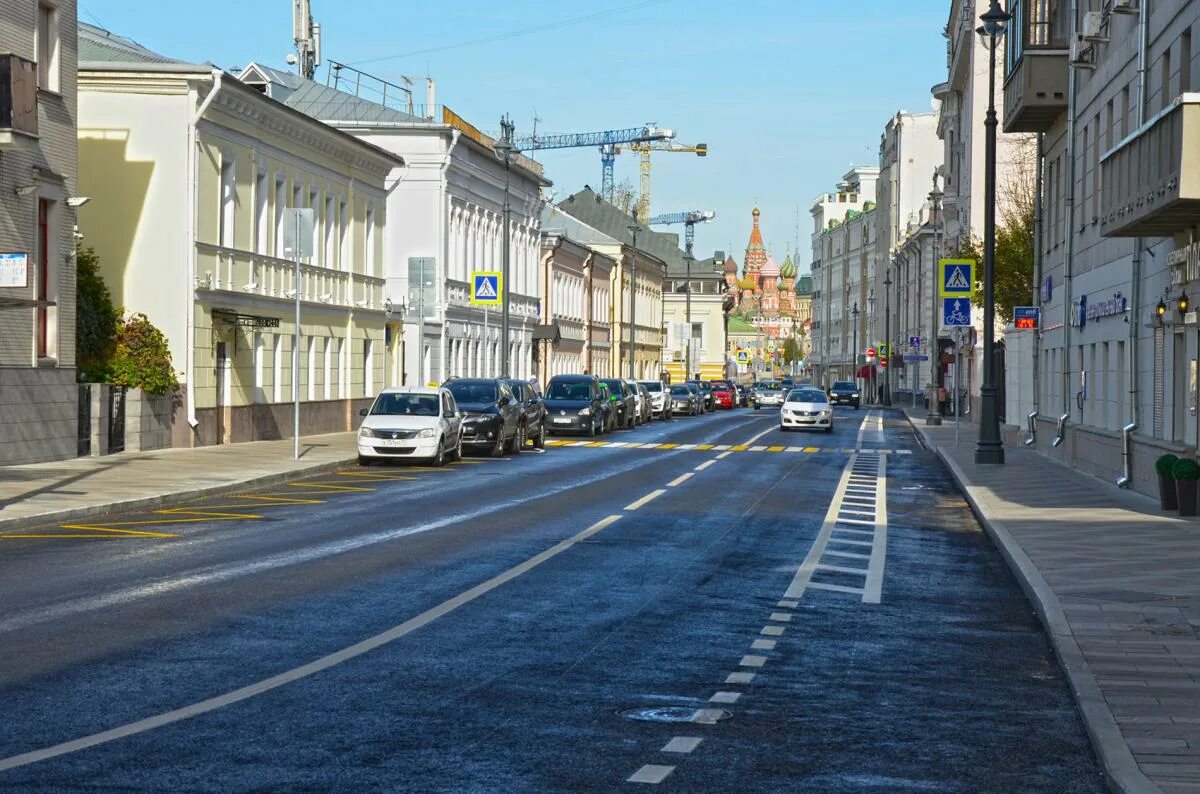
[{"left": 532, "top": 323, "right": 561, "bottom": 343}]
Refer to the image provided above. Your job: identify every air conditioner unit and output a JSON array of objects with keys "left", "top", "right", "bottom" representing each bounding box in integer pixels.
[
  {"left": 1070, "top": 34, "right": 1096, "bottom": 68},
  {"left": 1111, "top": 0, "right": 1138, "bottom": 14},
  {"left": 1081, "top": 11, "right": 1107, "bottom": 42}
]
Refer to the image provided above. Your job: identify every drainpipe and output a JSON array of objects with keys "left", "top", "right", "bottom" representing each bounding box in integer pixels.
[
  {"left": 185, "top": 69, "right": 224, "bottom": 437},
  {"left": 435, "top": 131, "right": 459, "bottom": 385},
  {"left": 1027, "top": 133, "right": 1045, "bottom": 446},
  {"left": 539, "top": 235, "right": 562, "bottom": 385},
  {"left": 1056, "top": 0, "right": 1080, "bottom": 448}
]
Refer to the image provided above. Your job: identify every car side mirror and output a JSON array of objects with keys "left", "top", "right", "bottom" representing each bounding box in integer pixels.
[
  {"left": 443, "top": 409, "right": 456, "bottom": 418},
  {"left": 499, "top": 396, "right": 511, "bottom": 406},
  {"left": 359, "top": 408, "right": 369, "bottom": 416}
]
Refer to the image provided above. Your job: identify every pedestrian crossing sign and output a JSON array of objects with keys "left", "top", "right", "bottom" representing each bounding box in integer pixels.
[
  {"left": 736, "top": 349, "right": 749, "bottom": 364},
  {"left": 470, "top": 271, "right": 502, "bottom": 305},
  {"left": 938, "top": 258, "right": 975, "bottom": 298}
]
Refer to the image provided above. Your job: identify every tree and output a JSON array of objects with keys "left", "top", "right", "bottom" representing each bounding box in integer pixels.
[
  {"left": 781, "top": 336, "right": 802, "bottom": 365},
  {"left": 108, "top": 313, "right": 179, "bottom": 396},
  {"left": 609, "top": 178, "right": 639, "bottom": 216},
  {"left": 75, "top": 245, "right": 119, "bottom": 382}
]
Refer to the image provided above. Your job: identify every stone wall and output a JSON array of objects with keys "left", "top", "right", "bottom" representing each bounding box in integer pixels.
[{"left": 0, "top": 367, "right": 78, "bottom": 464}]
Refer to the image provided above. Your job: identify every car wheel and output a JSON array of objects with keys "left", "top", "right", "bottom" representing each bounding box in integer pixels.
[
  {"left": 510, "top": 424, "right": 525, "bottom": 455},
  {"left": 489, "top": 432, "right": 505, "bottom": 458},
  {"left": 533, "top": 420, "right": 546, "bottom": 449},
  {"left": 754, "top": 404, "right": 760, "bottom": 411},
  {"left": 452, "top": 435, "right": 463, "bottom": 461},
  {"left": 431, "top": 438, "right": 446, "bottom": 467}
]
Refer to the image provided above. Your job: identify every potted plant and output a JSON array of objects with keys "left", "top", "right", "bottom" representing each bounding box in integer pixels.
[
  {"left": 1171, "top": 457, "right": 1200, "bottom": 517},
  {"left": 1157, "top": 453, "right": 1180, "bottom": 510}
]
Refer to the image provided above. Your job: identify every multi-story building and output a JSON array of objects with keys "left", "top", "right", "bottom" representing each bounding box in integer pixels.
[
  {"left": 234, "top": 64, "right": 547, "bottom": 388},
  {"left": 1002, "top": 0, "right": 1200, "bottom": 497},
  {"left": 537, "top": 205, "right": 616, "bottom": 381},
  {"left": 663, "top": 251, "right": 727, "bottom": 383},
  {"left": 555, "top": 188, "right": 666, "bottom": 380},
  {"left": 0, "top": 0, "right": 79, "bottom": 463},
  {"left": 77, "top": 26, "right": 397, "bottom": 446}
]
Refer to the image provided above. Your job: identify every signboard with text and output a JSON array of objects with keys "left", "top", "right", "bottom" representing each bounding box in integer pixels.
[
  {"left": 1013, "top": 306, "right": 1040, "bottom": 330},
  {"left": 0, "top": 253, "right": 29, "bottom": 288}
]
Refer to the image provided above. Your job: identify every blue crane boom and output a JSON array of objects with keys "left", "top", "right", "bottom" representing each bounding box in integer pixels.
[
  {"left": 513, "top": 125, "right": 674, "bottom": 200},
  {"left": 647, "top": 210, "right": 716, "bottom": 253}
]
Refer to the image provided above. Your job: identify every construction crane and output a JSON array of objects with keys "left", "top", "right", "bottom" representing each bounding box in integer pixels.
[
  {"left": 625, "top": 141, "right": 709, "bottom": 224},
  {"left": 647, "top": 210, "right": 716, "bottom": 380},
  {"left": 514, "top": 125, "right": 674, "bottom": 201}
]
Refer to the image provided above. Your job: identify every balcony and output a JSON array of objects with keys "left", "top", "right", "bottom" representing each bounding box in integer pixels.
[
  {"left": 1099, "top": 95, "right": 1200, "bottom": 238},
  {"left": 195, "top": 243, "right": 385, "bottom": 311},
  {"left": 1002, "top": 0, "right": 1069, "bottom": 133},
  {"left": 0, "top": 53, "right": 38, "bottom": 149}
]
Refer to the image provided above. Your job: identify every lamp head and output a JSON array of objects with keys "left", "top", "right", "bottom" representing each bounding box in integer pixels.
[
  {"left": 1179, "top": 292, "right": 1190, "bottom": 317},
  {"left": 1157, "top": 298, "right": 1168, "bottom": 319},
  {"left": 977, "top": 0, "right": 1011, "bottom": 49}
]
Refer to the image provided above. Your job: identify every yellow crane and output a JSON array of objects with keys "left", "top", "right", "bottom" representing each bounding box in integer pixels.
[{"left": 620, "top": 141, "right": 708, "bottom": 224}]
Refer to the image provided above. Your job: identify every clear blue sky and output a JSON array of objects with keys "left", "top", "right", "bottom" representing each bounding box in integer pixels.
[{"left": 79, "top": 0, "right": 948, "bottom": 271}]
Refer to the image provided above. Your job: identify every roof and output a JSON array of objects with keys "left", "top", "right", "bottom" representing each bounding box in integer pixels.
[
  {"left": 746, "top": 207, "right": 765, "bottom": 251},
  {"left": 541, "top": 205, "right": 621, "bottom": 248},
  {"left": 556, "top": 187, "right": 677, "bottom": 270},
  {"left": 780, "top": 255, "right": 797, "bottom": 279},
  {"left": 79, "top": 22, "right": 200, "bottom": 67},
  {"left": 761, "top": 253, "right": 780, "bottom": 278},
  {"left": 795, "top": 274, "right": 814, "bottom": 295},
  {"left": 239, "top": 63, "right": 427, "bottom": 126},
  {"left": 723, "top": 256, "right": 738, "bottom": 274}
]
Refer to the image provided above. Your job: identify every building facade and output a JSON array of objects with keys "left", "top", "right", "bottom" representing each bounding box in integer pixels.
[
  {"left": 0, "top": 0, "right": 79, "bottom": 464},
  {"left": 78, "top": 27, "right": 396, "bottom": 447},
  {"left": 663, "top": 252, "right": 727, "bottom": 383}
]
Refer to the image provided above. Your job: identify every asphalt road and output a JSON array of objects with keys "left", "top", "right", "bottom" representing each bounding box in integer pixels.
[{"left": 0, "top": 407, "right": 1106, "bottom": 792}]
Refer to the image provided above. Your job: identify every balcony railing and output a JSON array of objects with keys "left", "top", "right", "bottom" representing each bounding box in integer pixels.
[
  {"left": 0, "top": 53, "right": 38, "bottom": 148},
  {"left": 196, "top": 243, "right": 385, "bottom": 311},
  {"left": 1002, "top": 0, "right": 1069, "bottom": 133},
  {"left": 1099, "top": 94, "right": 1200, "bottom": 238}
]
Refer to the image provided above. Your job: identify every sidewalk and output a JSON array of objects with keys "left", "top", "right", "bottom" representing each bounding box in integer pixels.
[
  {"left": 0, "top": 432, "right": 359, "bottom": 532},
  {"left": 904, "top": 407, "right": 1200, "bottom": 794}
]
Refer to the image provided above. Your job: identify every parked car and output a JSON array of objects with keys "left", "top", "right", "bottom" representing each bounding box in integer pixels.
[
  {"left": 828, "top": 380, "right": 861, "bottom": 409},
  {"left": 682, "top": 381, "right": 706, "bottom": 414},
  {"left": 632, "top": 381, "right": 654, "bottom": 424},
  {"left": 505, "top": 378, "right": 548, "bottom": 449},
  {"left": 753, "top": 381, "right": 786, "bottom": 410},
  {"left": 622, "top": 378, "right": 649, "bottom": 425},
  {"left": 640, "top": 380, "right": 672, "bottom": 419},
  {"left": 357, "top": 387, "right": 463, "bottom": 466},
  {"left": 687, "top": 380, "right": 715, "bottom": 411},
  {"left": 710, "top": 380, "right": 737, "bottom": 409},
  {"left": 733, "top": 383, "right": 750, "bottom": 407},
  {"left": 543, "top": 374, "right": 605, "bottom": 436},
  {"left": 669, "top": 383, "right": 701, "bottom": 416},
  {"left": 781, "top": 387, "right": 834, "bottom": 433},
  {"left": 443, "top": 378, "right": 523, "bottom": 456},
  {"left": 597, "top": 382, "right": 619, "bottom": 432},
  {"left": 601, "top": 378, "right": 638, "bottom": 429}
]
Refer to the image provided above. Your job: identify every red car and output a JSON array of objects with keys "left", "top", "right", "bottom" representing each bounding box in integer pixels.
[{"left": 711, "top": 380, "right": 737, "bottom": 409}]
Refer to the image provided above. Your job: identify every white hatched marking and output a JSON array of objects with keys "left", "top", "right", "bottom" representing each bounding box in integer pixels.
[
  {"left": 833, "top": 527, "right": 875, "bottom": 537},
  {"left": 662, "top": 737, "right": 703, "bottom": 754},
  {"left": 807, "top": 582, "right": 865, "bottom": 595},
  {"left": 817, "top": 563, "right": 869, "bottom": 576},
  {"left": 835, "top": 518, "right": 876, "bottom": 527},
  {"left": 710, "top": 691, "right": 742, "bottom": 704},
  {"left": 827, "top": 538, "right": 874, "bottom": 547},
  {"left": 628, "top": 764, "right": 675, "bottom": 784},
  {"left": 863, "top": 455, "right": 889, "bottom": 604}
]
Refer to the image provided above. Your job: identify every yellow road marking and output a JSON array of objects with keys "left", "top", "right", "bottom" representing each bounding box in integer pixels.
[
  {"left": 288, "top": 482, "right": 375, "bottom": 492},
  {"left": 695, "top": 444, "right": 715, "bottom": 450},
  {"left": 234, "top": 495, "right": 325, "bottom": 505},
  {"left": 585, "top": 441, "right": 607, "bottom": 447},
  {"left": 658, "top": 443, "right": 679, "bottom": 449},
  {"left": 730, "top": 445, "right": 749, "bottom": 451},
  {"left": 804, "top": 447, "right": 820, "bottom": 453},
  {"left": 157, "top": 509, "right": 266, "bottom": 520},
  {"left": 767, "top": 446, "right": 785, "bottom": 452}
]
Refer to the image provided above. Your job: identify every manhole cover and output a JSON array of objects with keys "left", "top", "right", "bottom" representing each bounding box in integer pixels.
[{"left": 618, "top": 706, "right": 732, "bottom": 724}]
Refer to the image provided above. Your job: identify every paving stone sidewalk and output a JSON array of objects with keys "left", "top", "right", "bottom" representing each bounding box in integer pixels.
[
  {"left": 904, "top": 407, "right": 1200, "bottom": 794},
  {"left": 0, "top": 432, "right": 358, "bottom": 532}
]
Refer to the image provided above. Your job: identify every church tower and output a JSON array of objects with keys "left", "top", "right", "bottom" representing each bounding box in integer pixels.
[{"left": 743, "top": 208, "right": 767, "bottom": 286}]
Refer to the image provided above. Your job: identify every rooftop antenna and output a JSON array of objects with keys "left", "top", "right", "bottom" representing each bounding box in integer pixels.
[{"left": 293, "top": 0, "right": 319, "bottom": 80}]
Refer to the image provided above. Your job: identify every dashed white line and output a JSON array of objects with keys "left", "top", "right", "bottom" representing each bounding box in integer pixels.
[
  {"left": 628, "top": 764, "right": 675, "bottom": 784},
  {"left": 716, "top": 451, "right": 733, "bottom": 459},
  {"left": 661, "top": 737, "right": 703, "bottom": 754},
  {"left": 709, "top": 691, "right": 742, "bottom": 704},
  {"left": 768, "top": 612, "right": 793, "bottom": 622},
  {"left": 666, "top": 473, "right": 694, "bottom": 488},
  {"left": 725, "top": 672, "right": 756, "bottom": 684},
  {"left": 777, "top": 600, "right": 799, "bottom": 609},
  {"left": 739, "top": 655, "right": 768, "bottom": 668},
  {"left": 751, "top": 639, "right": 777, "bottom": 651},
  {"left": 694, "top": 460, "right": 717, "bottom": 472},
  {"left": 761, "top": 625, "right": 785, "bottom": 636},
  {"left": 625, "top": 489, "right": 666, "bottom": 511},
  {"left": 691, "top": 709, "right": 728, "bottom": 725}
]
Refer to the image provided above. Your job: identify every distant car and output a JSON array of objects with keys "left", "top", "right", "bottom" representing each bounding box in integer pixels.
[
  {"left": 632, "top": 381, "right": 654, "bottom": 424},
  {"left": 444, "top": 378, "right": 523, "bottom": 456},
  {"left": 357, "top": 387, "right": 463, "bottom": 466},
  {"left": 710, "top": 380, "right": 737, "bottom": 409},
  {"left": 601, "top": 378, "right": 638, "bottom": 429},
  {"left": 753, "top": 381, "right": 786, "bottom": 410},
  {"left": 733, "top": 383, "right": 750, "bottom": 407},
  {"left": 681, "top": 381, "right": 706, "bottom": 414},
  {"left": 640, "top": 380, "right": 672, "bottom": 419},
  {"left": 669, "top": 383, "right": 700, "bottom": 416},
  {"left": 623, "top": 378, "right": 650, "bottom": 425},
  {"left": 781, "top": 387, "right": 833, "bottom": 433},
  {"left": 505, "top": 378, "right": 548, "bottom": 449},
  {"left": 687, "top": 380, "right": 715, "bottom": 411},
  {"left": 828, "top": 380, "right": 861, "bottom": 409},
  {"left": 543, "top": 374, "right": 605, "bottom": 436}
]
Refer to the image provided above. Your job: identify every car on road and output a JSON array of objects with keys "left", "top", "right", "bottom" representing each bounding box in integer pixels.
[
  {"left": 780, "top": 387, "right": 834, "bottom": 433},
  {"left": 687, "top": 380, "right": 715, "bottom": 411},
  {"left": 444, "top": 378, "right": 523, "bottom": 456},
  {"left": 601, "top": 378, "right": 638, "bottom": 429},
  {"left": 733, "top": 383, "right": 750, "bottom": 407},
  {"left": 624, "top": 378, "right": 651, "bottom": 425},
  {"left": 597, "top": 382, "right": 619, "bottom": 432},
  {"left": 710, "top": 380, "right": 737, "bottom": 409},
  {"left": 669, "top": 383, "right": 701, "bottom": 416},
  {"left": 828, "top": 380, "right": 861, "bottom": 409},
  {"left": 505, "top": 378, "right": 548, "bottom": 449},
  {"left": 543, "top": 374, "right": 605, "bottom": 436},
  {"left": 681, "top": 381, "right": 706, "bottom": 414},
  {"left": 640, "top": 380, "right": 672, "bottom": 419},
  {"left": 752, "top": 381, "right": 786, "bottom": 410},
  {"left": 357, "top": 387, "right": 463, "bottom": 466}
]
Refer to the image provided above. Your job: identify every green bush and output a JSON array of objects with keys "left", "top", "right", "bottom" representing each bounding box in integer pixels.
[
  {"left": 108, "top": 313, "right": 179, "bottom": 397},
  {"left": 1171, "top": 458, "right": 1200, "bottom": 481},
  {"left": 75, "top": 245, "right": 119, "bottom": 382},
  {"left": 1157, "top": 453, "right": 1180, "bottom": 477}
]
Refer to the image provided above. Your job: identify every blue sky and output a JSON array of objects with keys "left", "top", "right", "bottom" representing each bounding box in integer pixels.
[{"left": 79, "top": 0, "right": 948, "bottom": 270}]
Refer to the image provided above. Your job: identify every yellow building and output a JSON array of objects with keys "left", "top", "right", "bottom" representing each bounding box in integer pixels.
[{"left": 77, "top": 24, "right": 399, "bottom": 446}]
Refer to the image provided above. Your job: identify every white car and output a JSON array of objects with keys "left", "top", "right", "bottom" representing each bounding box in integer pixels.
[
  {"left": 780, "top": 387, "right": 834, "bottom": 433},
  {"left": 639, "top": 380, "right": 671, "bottom": 419},
  {"left": 357, "top": 387, "right": 463, "bottom": 466}
]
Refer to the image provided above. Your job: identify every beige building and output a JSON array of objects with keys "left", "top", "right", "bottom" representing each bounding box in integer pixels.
[
  {"left": 77, "top": 25, "right": 398, "bottom": 446},
  {"left": 0, "top": 0, "right": 79, "bottom": 464}
]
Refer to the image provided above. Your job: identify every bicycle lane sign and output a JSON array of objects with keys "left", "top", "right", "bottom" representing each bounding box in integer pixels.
[{"left": 943, "top": 297, "right": 972, "bottom": 327}]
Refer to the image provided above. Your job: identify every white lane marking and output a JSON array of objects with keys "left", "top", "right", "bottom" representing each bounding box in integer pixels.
[
  {"left": 628, "top": 764, "right": 675, "bottom": 784},
  {"left": 713, "top": 445, "right": 731, "bottom": 451},
  {"left": 816, "top": 563, "right": 869, "bottom": 576},
  {"left": 691, "top": 709, "right": 729, "bottom": 725},
  {"left": 825, "top": 550, "right": 871, "bottom": 560},
  {"left": 751, "top": 639, "right": 777, "bottom": 650},
  {"left": 709, "top": 691, "right": 742, "bottom": 704},
  {"left": 666, "top": 473, "right": 694, "bottom": 488},
  {"left": 716, "top": 451, "right": 733, "bottom": 459},
  {"left": 743, "top": 427, "right": 776, "bottom": 446},
  {"left": 761, "top": 625, "right": 785, "bottom": 636},
  {"left": 777, "top": 599, "right": 799, "bottom": 609},
  {"left": 769, "top": 612, "right": 793, "bottom": 622},
  {"left": 864, "top": 454, "right": 889, "bottom": 605},
  {"left": 837, "top": 509, "right": 875, "bottom": 517},
  {"left": 661, "top": 737, "right": 703, "bottom": 754},
  {"left": 784, "top": 454, "right": 857, "bottom": 600},
  {"left": 739, "top": 655, "right": 768, "bottom": 668},
  {"left": 694, "top": 460, "right": 717, "bottom": 472},
  {"left": 625, "top": 489, "right": 666, "bottom": 511},
  {"left": 897, "top": 449, "right": 913, "bottom": 455},
  {"left": 855, "top": 413, "right": 872, "bottom": 447},
  {"left": 808, "top": 582, "right": 865, "bottom": 595},
  {"left": 726, "top": 672, "right": 756, "bottom": 684},
  {"left": 0, "top": 513, "right": 626, "bottom": 774}
]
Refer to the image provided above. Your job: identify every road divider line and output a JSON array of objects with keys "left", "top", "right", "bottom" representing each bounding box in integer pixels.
[
  {"left": 661, "top": 737, "right": 703, "bottom": 754},
  {"left": 628, "top": 764, "right": 675, "bottom": 784},
  {"left": 784, "top": 454, "right": 857, "bottom": 600},
  {"left": 863, "top": 455, "right": 889, "bottom": 605},
  {"left": 625, "top": 490, "right": 666, "bottom": 511},
  {"left": 694, "top": 460, "right": 716, "bottom": 472},
  {"left": 666, "top": 473, "right": 694, "bottom": 488}
]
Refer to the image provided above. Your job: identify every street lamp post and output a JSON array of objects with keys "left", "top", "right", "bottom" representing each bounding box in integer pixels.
[
  {"left": 851, "top": 302, "right": 860, "bottom": 393},
  {"left": 867, "top": 292, "right": 876, "bottom": 404},
  {"left": 975, "top": 0, "right": 1010, "bottom": 464},
  {"left": 493, "top": 116, "right": 517, "bottom": 377},
  {"left": 928, "top": 177, "right": 944, "bottom": 425},
  {"left": 883, "top": 267, "right": 893, "bottom": 406},
  {"left": 628, "top": 222, "right": 640, "bottom": 379}
]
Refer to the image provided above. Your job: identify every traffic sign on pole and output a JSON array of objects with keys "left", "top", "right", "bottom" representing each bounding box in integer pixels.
[
  {"left": 866, "top": 347, "right": 875, "bottom": 358},
  {"left": 470, "top": 271, "right": 502, "bottom": 305},
  {"left": 938, "top": 258, "right": 976, "bottom": 298},
  {"left": 943, "top": 297, "right": 972, "bottom": 327}
]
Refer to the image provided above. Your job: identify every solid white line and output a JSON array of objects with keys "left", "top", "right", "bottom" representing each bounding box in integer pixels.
[
  {"left": 625, "top": 489, "right": 666, "bottom": 511},
  {"left": 863, "top": 454, "right": 889, "bottom": 605},
  {"left": 666, "top": 473, "right": 694, "bottom": 488},
  {"left": 628, "top": 764, "right": 675, "bottom": 784},
  {"left": 0, "top": 513, "right": 626, "bottom": 773},
  {"left": 661, "top": 737, "right": 703, "bottom": 754},
  {"left": 784, "top": 454, "right": 857, "bottom": 600},
  {"left": 694, "top": 460, "right": 717, "bottom": 472}
]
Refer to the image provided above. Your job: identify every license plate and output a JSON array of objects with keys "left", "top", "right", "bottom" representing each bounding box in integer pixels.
[
  {"left": 376, "top": 438, "right": 407, "bottom": 447},
  {"left": 553, "top": 418, "right": 573, "bottom": 424}
]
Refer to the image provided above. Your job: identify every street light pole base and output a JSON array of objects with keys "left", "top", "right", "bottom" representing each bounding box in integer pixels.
[
  {"left": 974, "top": 442, "right": 1005, "bottom": 464},
  {"left": 974, "top": 384, "right": 1005, "bottom": 464}
]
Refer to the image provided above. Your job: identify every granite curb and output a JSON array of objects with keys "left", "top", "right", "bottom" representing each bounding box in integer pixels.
[{"left": 904, "top": 415, "right": 1159, "bottom": 794}]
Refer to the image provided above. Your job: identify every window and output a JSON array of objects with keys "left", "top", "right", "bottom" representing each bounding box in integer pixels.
[
  {"left": 363, "top": 339, "right": 374, "bottom": 396},
  {"left": 1183, "top": 30, "right": 1193, "bottom": 94},
  {"left": 255, "top": 170, "right": 269, "bottom": 254},
  {"left": 273, "top": 176, "right": 286, "bottom": 257},
  {"left": 253, "top": 332, "right": 264, "bottom": 403},
  {"left": 1162, "top": 46, "right": 1173, "bottom": 112},
  {"left": 36, "top": 2, "right": 59, "bottom": 91},
  {"left": 219, "top": 156, "right": 236, "bottom": 248},
  {"left": 35, "top": 198, "right": 55, "bottom": 359}
]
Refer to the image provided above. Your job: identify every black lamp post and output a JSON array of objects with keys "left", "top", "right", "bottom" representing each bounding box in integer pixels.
[
  {"left": 851, "top": 302, "right": 860, "bottom": 388},
  {"left": 883, "top": 267, "right": 893, "bottom": 406},
  {"left": 493, "top": 115, "right": 517, "bottom": 377},
  {"left": 974, "top": 0, "right": 1010, "bottom": 464},
  {"left": 928, "top": 177, "right": 944, "bottom": 425},
  {"left": 627, "top": 221, "right": 641, "bottom": 379}
]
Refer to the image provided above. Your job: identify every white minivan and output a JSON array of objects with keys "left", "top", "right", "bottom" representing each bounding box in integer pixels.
[{"left": 357, "top": 387, "right": 463, "bottom": 466}]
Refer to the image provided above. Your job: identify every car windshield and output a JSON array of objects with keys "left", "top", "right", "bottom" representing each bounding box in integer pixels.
[
  {"left": 670, "top": 386, "right": 691, "bottom": 396},
  {"left": 600, "top": 379, "right": 624, "bottom": 396},
  {"left": 788, "top": 389, "right": 828, "bottom": 404},
  {"left": 446, "top": 381, "right": 497, "bottom": 404},
  {"left": 712, "top": 382, "right": 731, "bottom": 390},
  {"left": 831, "top": 381, "right": 856, "bottom": 390},
  {"left": 640, "top": 381, "right": 662, "bottom": 392},
  {"left": 546, "top": 381, "right": 592, "bottom": 400},
  {"left": 370, "top": 393, "right": 440, "bottom": 417},
  {"left": 757, "top": 382, "right": 781, "bottom": 391}
]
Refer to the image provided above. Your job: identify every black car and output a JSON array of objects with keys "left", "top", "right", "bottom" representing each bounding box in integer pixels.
[
  {"left": 600, "top": 378, "right": 638, "bottom": 430},
  {"left": 543, "top": 375, "right": 605, "bottom": 436},
  {"left": 505, "top": 379, "right": 548, "bottom": 449},
  {"left": 828, "top": 380, "right": 861, "bottom": 409},
  {"left": 444, "top": 378, "right": 523, "bottom": 456},
  {"left": 686, "top": 380, "right": 715, "bottom": 411}
]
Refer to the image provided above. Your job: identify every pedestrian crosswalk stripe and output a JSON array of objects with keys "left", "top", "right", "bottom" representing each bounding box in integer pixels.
[{"left": 541, "top": 440, "right": 914, "bottom": 455}]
